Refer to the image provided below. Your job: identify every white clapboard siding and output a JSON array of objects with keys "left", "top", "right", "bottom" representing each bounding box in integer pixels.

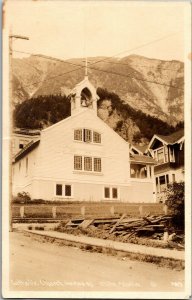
[
  {"left": 12, "top": 147, "right": 39, "bottom": 195},
  {"left": 34, "top": 109, "right": 130, "bottom": 184}
]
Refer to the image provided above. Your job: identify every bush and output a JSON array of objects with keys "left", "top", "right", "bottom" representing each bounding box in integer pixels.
[
  {"left": 165, "top": 181, "right": 184, "bottom": 230},
  {"left": 12, "top": 192, "right": 31, "bottom": 204}
]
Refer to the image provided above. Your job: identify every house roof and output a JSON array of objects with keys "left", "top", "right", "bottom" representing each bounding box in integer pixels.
[
  {"left": 130, "top": 154, "right": 156, "bottom": 164},
  {"left": 155, "top": 129, "right": 184, "bottom": 144},
  {"left": 131, "top": 144, "right": 148, "bottom": 154},
  {"left": 14, "top": 128, "right": 41, "bottom": 136},
  {"left": 147, "top": 129, "right": 184, "bottom": 151},
  {"left": 14, "top": 139, "right": 40, "bottom": 163}
]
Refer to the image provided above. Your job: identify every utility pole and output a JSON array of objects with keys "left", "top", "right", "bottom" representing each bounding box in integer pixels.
[{"left": 9, "top": 33, "right": 29, "bottom": 232}]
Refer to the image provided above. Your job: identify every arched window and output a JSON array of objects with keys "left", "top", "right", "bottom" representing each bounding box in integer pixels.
[{"left": 81, "top": 88, "right": 93, "bottom": 107}]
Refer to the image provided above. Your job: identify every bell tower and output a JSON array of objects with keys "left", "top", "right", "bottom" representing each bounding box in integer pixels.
[{"left": 70, "top": 76, "right": 99, "bottom": 116}]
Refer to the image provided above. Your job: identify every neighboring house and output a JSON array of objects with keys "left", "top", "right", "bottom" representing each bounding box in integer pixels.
[
  {"left": 12, "top": 128, "right": 40, "bottom": 157},
  {"left": 12, "top": 76, "right": 156, "bottom": 203},
  {"left": 130, "top": 144, "right": 147, "bottom": 156},
  {"left": 146, "top": 129, "right": 184, "bottom": 201}
]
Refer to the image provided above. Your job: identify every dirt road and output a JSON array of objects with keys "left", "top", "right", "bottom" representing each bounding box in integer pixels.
[{"left": 10, "top": 232, "right": 184, "bottom": 292}]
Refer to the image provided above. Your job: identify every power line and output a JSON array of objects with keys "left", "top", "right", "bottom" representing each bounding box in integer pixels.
[
  {"left": 13, "top": 50, "right": 182, "bottom": 72},
  {"left": 13, "top": 32, "right": 181, "bottom": 72},
  {"left": 92, "top": 60, "right": 182, "bottom": 72},
  {"left": 88, "top": 32, "right": 180, "bottom": 64},
  {"left": 13, "top": 50, "right": 184, "bottom": 91},
  {"left": 12, "top": 32, "right": 184, "bottom": 91},
  {"left": 86, "top": 65, "right": 184, "bottom": 90},
  {"left": 13, "top": 32, "right": 181, "bottom": 71}
]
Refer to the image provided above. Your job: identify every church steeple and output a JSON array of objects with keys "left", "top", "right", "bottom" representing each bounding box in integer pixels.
[{"left": 70, "top": 75, "right": 99, "bottom": 116}]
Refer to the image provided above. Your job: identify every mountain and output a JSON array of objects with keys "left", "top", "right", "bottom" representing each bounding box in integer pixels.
[{"left": 12, "top": 54, "right": 184, "bottom": 126}]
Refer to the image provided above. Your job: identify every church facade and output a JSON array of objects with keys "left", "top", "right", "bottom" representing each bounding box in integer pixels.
[{"left": 12, "top": 77, "right": 156, "bottom": 203}]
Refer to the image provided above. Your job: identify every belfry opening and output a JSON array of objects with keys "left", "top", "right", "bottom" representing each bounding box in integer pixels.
[{"left": 81, "top": 87, "right": 92, "bottom": 107}]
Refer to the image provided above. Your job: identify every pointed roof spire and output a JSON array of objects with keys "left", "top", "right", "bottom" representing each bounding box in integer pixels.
[
  {"left": 83, "top": 57, "right": 90, "bottom": 79},
  {"left": 85, "top": 57, "right": 88, "bottom": 78}
]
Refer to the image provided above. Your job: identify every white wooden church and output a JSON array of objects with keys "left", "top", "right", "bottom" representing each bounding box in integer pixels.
[{"left": 12, "top": 75, "right": 156, "bottom": 203}]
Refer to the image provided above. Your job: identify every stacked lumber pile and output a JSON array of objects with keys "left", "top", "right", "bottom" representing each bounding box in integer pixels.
[
  {"left": 63, "top": 214, "right": 184, "bottom": 249},
  {"left": 108, "top": 214, "right": 172, "bottom": 239}
]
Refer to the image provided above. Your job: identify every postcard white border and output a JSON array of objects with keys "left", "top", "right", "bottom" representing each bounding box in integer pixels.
[{"left": 2, "top": 1, "right": 191, "bottom": 298}]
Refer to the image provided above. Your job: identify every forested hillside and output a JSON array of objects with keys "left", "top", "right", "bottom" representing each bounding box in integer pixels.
[
  {"left": 14, "top": 88, "right": 183, "bottom": 144},
  {"left": 13, "top": 95, "right": 71, "bottom": 129}
]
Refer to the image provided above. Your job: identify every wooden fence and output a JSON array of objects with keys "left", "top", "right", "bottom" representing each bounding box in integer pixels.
[{"left": 12, "top": 203, "right": 167, "bottom": 220}]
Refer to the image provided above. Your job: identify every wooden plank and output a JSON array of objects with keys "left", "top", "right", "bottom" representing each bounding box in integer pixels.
[
  {"left": 136, "top": 227, "right": 155, "bottom": 232},
  {"left": 79, "top": 219, "right": 94, "bottom": 229},
  {"left": 93, "top": 218, "right": 119, "bottom": 224},
  {"left": 65, "top": 219, "right": 84, "bottom": 227},
  {"left": 122, "top": 221, "right": 146, "bottom": 229},
  {"left": 109, "top": 214, "right": 126, "bottom": 234},
  {"left": 120, "top": 218, "right": 142, "bottom": 224},
  {"left": 143, "top": 216, "right": 153, "bottom": 224},
  {"left": 145, "top": 224, "right": 164, "bottom": 228}
]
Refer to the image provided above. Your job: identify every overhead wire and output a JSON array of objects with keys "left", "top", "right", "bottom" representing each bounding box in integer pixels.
[
  {"left": 12, "top": 32, "right": 184, "bottom": 91},
  {"left": 13, "top": 50, "right": 184, "bottom": 91},
  {"left": 13, "top": 50, "right": 182, "bottom": 72}
]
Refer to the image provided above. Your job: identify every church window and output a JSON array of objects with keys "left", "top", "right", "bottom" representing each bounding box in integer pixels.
[
  {"left": 56, "top": 184, "right": 62, "bottom": 196},
  {"left": 84, "top": 129, "right": 92, "bottom": 142},
  {"left": 84, "top": 157, "right": 92, "bottom": 171},
  {"left": 104, "top": 187, "right": 110, "bottom": 199},
  {"left": 74, "top": 129, "right": 101, "bottom": 144},
  {"left": 93, "top": 131, "right": 101, "bottom": 143},
  {"left": 74, "top": 129, "right": 82, "bottom": 141},
  {"left": 112, "top": 188, "right": 118, "bottom": 199},
  {"left": 74, "top": 155, "right": 102, "bottom": 173},
  {"left": 55, "top": 184, "right": 72, "bottom": 197},
  {"left": 104, "top": 187, "right": 119, "bottom": 199},
  {"left": 74, "top": 156, "right": 82, "bottom": 170},
  {"left": 94, "top": 158, "right": 101, "bottom": 172},
  {"left": 65, "top": 185, "right": 72, "bottom": 197}
]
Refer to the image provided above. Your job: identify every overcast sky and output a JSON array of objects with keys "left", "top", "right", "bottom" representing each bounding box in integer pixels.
[{"left": 6, "top": 1, "right": 186, "bottom": 62}]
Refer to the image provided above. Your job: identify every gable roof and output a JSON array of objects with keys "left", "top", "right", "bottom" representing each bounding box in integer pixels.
[
  {"left": 42, "top": 108, "right": 130, "bottom": 147},
  {"left": 13, "top": 108, "right": 130, "bottom": 164},
  {"left": 130, "top": 154, "right": 156, "bottom": 164},
  {"left": 131, "top": 144, "right": 148, "bottom": 155},
  {"left": 72, "top": 76, "right": 99, "bottom": 100},
  {"left": 155, "top": 129, "right": 184, "bottom": 144},
  {"left": 13, "top": 140, "right": 40, "bottom": 163},
  {"left": 147, "top": 129, "right": 184, "bottom": 151},
  {"left": 14, "top": 128, "right": 41, "bottom": 136}
]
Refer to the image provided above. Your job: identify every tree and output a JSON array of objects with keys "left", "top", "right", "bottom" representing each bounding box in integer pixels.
[
  {"left": 165, "top": 181, "right": 184, "bottom": 230},
  {"left": 13, "top": 94, "right": 71, "bottom": 129}
]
